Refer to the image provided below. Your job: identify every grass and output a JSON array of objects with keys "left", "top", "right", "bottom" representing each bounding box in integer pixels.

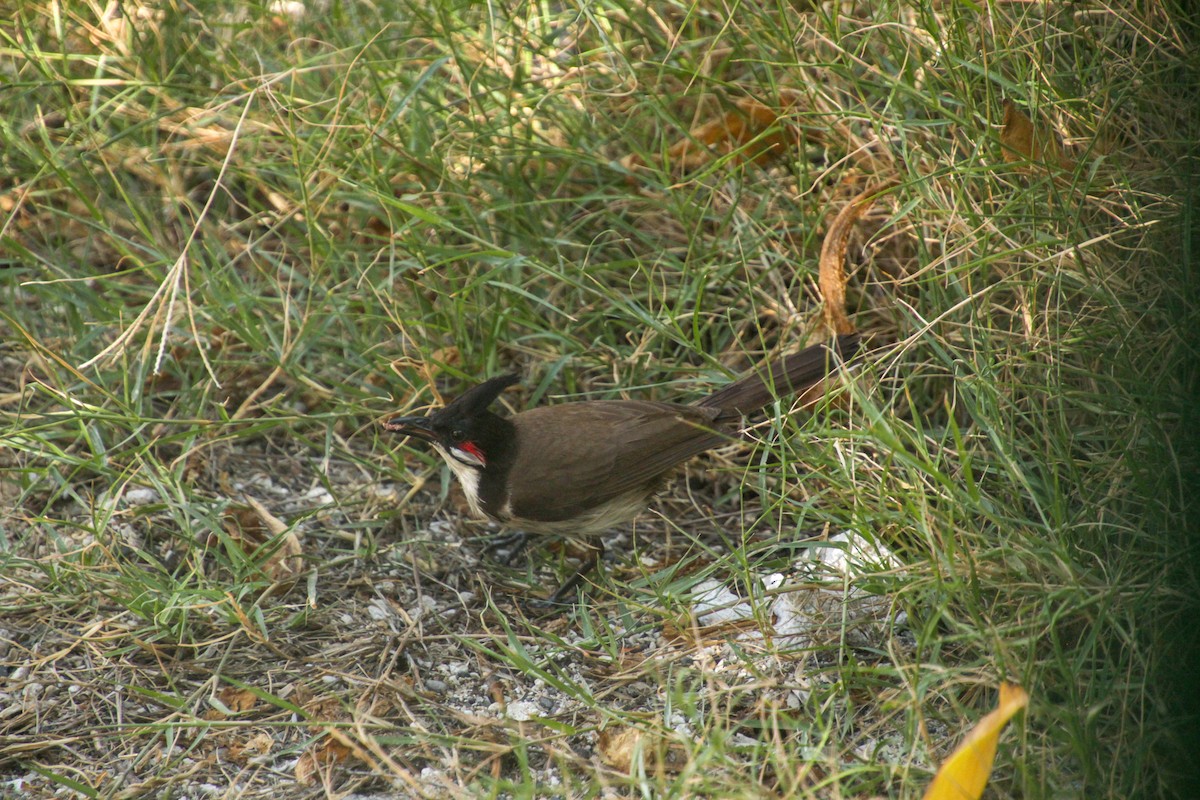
[{"left": 2, "top": 0, "right": 1197, "bottom": 797}]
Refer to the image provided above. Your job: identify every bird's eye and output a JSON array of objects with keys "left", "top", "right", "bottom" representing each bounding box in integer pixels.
[{"left": 450, "top": 429, "right": 466, "bottom": 442}]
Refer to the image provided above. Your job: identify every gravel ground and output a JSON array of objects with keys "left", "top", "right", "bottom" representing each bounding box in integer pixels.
[{"left": 1, "top": 436, "right": 913, "bottom": 798}]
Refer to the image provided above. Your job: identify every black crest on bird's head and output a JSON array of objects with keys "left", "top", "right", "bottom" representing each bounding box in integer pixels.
[{"left": 437, "top": 373, "right": 520, "bottom": 420}]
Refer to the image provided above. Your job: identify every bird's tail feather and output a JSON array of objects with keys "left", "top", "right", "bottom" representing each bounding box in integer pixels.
[{"left": 697, "top": 333, "right": 860, "bottom": 417}]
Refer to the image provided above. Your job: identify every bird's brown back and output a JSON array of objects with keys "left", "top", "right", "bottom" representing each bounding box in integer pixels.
[{"left": 505, "top": 401, "right": 724, "bottom": 523}]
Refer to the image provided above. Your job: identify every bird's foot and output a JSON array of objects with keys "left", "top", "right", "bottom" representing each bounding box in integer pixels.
[{"left": 481, "top": 530, "right": 533, "bottom": 565}]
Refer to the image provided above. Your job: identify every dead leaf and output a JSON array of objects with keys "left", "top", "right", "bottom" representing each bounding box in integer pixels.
[
  {"left": 819, "top": 180, "right": 896, "bottom": 336},
  {"left": 226, "top": 731, "right": 274, "bottom": 764},
  {"left": 623, "top": 92, "right": 802, "bottom": 174},
  {"left": 670, "top": 97, "right": 791, "bottom": 169},
  {"left": 923, "top": 683, "right": 1029, "bottom": 800},
  {"left": 1000, "top": 101, "right": 1072, "bottom": 171},
  {"left": 301, "top": 695, "right": 347, "bottom": 728},
  {"left": 598, "top": 727, "right": 690, "bottom": 775},
  {"left": 295, "top": 738, "right": 353, "bottom": 786},
  {"left": 219, "top": 498, "right": 304, "bottom": 592},
  {"left": 293, "top": 695, "right": 382, "bottom": 786},
  {"left": 202, "top": 687, "right": 259, "bottom": 720}
]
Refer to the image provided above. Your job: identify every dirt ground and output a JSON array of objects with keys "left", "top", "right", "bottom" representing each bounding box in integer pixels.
[{"left": 0, "top": 432, "right": 907, "bottom": 798}]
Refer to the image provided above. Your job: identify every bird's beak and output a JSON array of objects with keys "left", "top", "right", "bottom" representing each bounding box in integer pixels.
[{"left": 381, "top": 415, "right": 437, "bottom": 443}]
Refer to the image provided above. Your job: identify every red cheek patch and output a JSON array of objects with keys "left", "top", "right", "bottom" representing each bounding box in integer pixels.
[{"left": 460, "top": 442, "right": 485, "bottom": 465}]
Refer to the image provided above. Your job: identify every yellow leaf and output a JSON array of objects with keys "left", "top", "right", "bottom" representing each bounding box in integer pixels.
[
  {"left": 923, "top": 683, "right": 1029, "bottom": 800},
  {"left": 620, "top": 92, "right": 802, "bottom": 175},
  {"left": 999, "top": 101, "right": 1072, "bottom": 171},
  {"left": 817, "top": 180, "right": 895, "bottom": 337}
]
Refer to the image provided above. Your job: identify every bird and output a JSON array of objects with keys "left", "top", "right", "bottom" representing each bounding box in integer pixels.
[{"left": 384, "top": 333, "right": 860, "bottom": 601}]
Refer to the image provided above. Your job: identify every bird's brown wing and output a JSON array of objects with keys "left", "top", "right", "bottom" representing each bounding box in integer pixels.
[{"left": 506, "top": 400, "right": 727, "bottom": 523}]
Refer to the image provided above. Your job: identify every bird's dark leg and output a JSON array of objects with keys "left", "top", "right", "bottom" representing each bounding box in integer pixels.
[
  {"left": 540, "top": 539, "right": 604, "bottom": 605},
  {"left": 484, "top": 533, "right": 604, "bottom": 608}
]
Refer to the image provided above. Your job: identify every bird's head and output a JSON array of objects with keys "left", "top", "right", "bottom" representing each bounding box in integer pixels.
[{"left": 383, "top": 374, "right": 519, "bottom": 470}]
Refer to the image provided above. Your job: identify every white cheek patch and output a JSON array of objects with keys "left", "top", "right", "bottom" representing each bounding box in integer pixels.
[
  {"left": 450, "top": 465, "right": 483, "bottom": 517},
  {"left": 433, "top": 444, "right": 485, "bottom": 519},
  {"left": 451, "top": 442, "right": 486, "bottom": 468}
]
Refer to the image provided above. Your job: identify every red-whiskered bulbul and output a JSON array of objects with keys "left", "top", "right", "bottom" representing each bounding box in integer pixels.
[{"left": 385, "top": 333, "right": 859, "bottom": 600}]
